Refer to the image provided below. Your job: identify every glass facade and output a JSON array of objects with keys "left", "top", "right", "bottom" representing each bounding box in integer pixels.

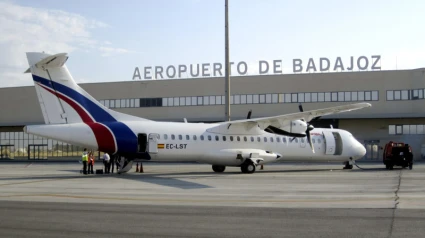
[
  {"left": 0, "top": 131, "right": 88, "bottom": 159},
  {"left": 99, "top": 90, "right": 379, "bottom": 109},
  {"left": 389, "top": 124, "right": 425, "bottom": 135},
  {"left": 386, "top": 89, "right": 425, "bottom": 101}
]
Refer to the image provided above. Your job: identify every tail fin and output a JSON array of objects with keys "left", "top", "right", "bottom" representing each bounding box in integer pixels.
[{"left": 25, "top": 52, "right": 147, "bottom": 124}]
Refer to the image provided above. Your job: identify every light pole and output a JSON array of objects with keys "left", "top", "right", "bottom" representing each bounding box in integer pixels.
[{"left": 224, "top": 0, "right": 230, "bottom": 121}]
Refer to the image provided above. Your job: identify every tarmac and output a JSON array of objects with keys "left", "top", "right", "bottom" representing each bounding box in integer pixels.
[{"left": 0, "top": 162, "right": 425, "bottom": 237}]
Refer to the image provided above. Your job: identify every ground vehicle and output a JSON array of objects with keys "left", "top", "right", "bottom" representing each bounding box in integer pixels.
[{"left": 383, "top": 141, "right": 413, "bottom": 170}]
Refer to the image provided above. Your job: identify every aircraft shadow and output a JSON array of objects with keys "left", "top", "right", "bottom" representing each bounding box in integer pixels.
[{"left": 116, "top": 174, "right": 213, "bottom": 189}]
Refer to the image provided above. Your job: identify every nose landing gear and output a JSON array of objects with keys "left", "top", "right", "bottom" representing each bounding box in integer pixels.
[{"left": 343, "top": 161, "right": 353, "bottom": 170}]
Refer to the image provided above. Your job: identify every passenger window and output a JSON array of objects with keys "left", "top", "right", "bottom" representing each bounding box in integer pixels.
[
  {"left": 178, "top": 135, "right": 182, "bottom": 140},
  {"left": 200, "top": 135, "right": 204, "bottom": 140},
  {"left": 186, "top": 135, "right": 190, "bottom": 140},
  {"left": 164, "top": 134, "right": 168, "bottom": 140},
  {"left": 223, "top": 136, "right": 226, "bottom": 141},
  {"left": 237, "top": 136, "right": 240, "bottom": 141},
  {"left": 301, "top": 138, "right": 304, "bottom": 143},
  {"left": 251, "top": 137, "right": 254, "bottom": 142},
  {"left": 295, "top": 138, "right": 298, "bottom": 143},
  {"left": 312, "top": 138, "right": 316, "bottom": 143},
  {"left": 277, "top": 137, "right": 280, "bottom": 143},
  {"left": 270, "top": 137, "right": 274, "bottom": 143},
  {"left": 208, "top": 135, "right": 212, "bottom": 141},
  {"left": 230, "top": 136, "right": 233, "bottom": 141},
  {"left": 171, "top": 134, "right": 175, "bottom": 140},
  {"left": 215, "top": 135, "right": 219, "bottom": 141},
  {"left": 289, "top": 138, "right": 292, "bottom": 143},
  {"left": 318, "top": 139, "right": 321, "bottom": 143},
  {"left": 257, "top": 137, "right": 261, "bottom": 142},
  {"left": 193, "top": 135, "right": 197, "bottom": 140},
  {"left": 264, "top": 137, "right": 267, "bottom": 142},
  {"left": 244, "top": 136, "right": 247, "bottom": 142},
  {"left": 282, "top": 137, "right": 286, "bottom": 143},
  {"left": 157, "top": 134, "right": 160, "bottom": 139}
]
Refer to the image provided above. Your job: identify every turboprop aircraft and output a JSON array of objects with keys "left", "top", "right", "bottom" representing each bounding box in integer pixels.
[{"left": 24, "top": 52, "right": 370, "bottom": 174}]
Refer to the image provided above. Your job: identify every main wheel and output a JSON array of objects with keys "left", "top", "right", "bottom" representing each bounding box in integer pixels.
[
  {"left": 409, "top": 163, "right": 413, "bottom": 170},
  {"left": 212, "top": 165, "right": 226, "bottom": 173},
  {"left": 241, "top": 162, "right": 256, "bottom": 174}
]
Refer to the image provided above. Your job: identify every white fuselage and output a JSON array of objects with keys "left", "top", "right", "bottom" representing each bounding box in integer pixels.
[{"left": 25, "top": 120, "right": 366, "bottom": 167}]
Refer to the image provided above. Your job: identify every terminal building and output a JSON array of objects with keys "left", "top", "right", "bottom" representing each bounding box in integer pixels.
[{"left": 1, "top": 68, "right": 425, "bottom": 161}]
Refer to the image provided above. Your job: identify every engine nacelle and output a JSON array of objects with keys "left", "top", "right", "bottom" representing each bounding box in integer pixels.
[{"left": 279, "top": 119, "right": 308, "bottom": 135}]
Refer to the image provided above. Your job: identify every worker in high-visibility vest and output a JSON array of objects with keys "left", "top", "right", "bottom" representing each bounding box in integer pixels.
[
  {"left": 88, "top": 151, "right": 95, "bottom": 174},
  {"left": 82, "top": 148, "right": 88, "bottom": 175}
]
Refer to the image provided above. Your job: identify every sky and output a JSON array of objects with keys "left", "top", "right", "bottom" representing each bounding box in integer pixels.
[{"left": 1, "top": 0, "right": 425, "bottom": 87}]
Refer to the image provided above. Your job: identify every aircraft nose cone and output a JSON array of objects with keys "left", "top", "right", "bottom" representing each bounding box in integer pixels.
[{"left": 354, "top": 143, "right": 366, "bottom": 159}]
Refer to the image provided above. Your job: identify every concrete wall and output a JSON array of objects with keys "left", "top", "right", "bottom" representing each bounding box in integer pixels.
[{"left": 0, "top": 68, "right": 424, "bottom": 122}]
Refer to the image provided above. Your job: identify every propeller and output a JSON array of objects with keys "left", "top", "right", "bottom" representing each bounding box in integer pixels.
[
  {"left": 247, "top": 110, "right": 252, "bottom": 119},
  {"left": 298, "top": 104, "right": 316, "bottom": 153}
]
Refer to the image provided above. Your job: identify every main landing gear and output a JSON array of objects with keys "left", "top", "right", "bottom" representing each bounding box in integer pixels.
[
  {"left": 343, "top": 161, "right": 353, "bottom": 170},
  {"left": 211, "top": 161, "right": 257, "bottom": 174},
  {"left": 212, "top": 165, "right": 226, "bottom": 173},
  {"left": 241, "top": 161, "right": 256, "bottom": 174}
]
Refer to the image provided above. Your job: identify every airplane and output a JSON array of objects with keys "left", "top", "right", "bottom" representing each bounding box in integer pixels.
[{"left": 24, "top": 52, "right": 370, "bottom": 174}]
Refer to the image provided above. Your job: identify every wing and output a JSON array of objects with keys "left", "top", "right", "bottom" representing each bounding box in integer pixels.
[{"left": 207, "top": 102, "right": 371, "bottom": 134}]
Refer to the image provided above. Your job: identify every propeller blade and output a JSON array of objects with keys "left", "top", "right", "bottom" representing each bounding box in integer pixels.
[
  {"left": 298, "top": 104, "right": 303, "bottom": 112},
  {"left": 265, "top": 126, "right": 306, "bottom": 137},
  {"left": 247, "top": 110, "right": 252, "bottom": 119},
  {"left": 306, "top": 131, "right": 315, "bottom": 153}
]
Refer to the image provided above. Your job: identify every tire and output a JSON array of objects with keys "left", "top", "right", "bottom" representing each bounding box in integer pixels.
[
  {"left": 241, "top": 162, "right": 256, "bottom": 174},
  {"left": 212, "top": 165, "right": 226, "bottom": 173},
  {"left": 409, "top": 163, "right": 413, "bottom": 170},
  {"left": 389, "top": 164, "right": 394, "bottom": 170}
]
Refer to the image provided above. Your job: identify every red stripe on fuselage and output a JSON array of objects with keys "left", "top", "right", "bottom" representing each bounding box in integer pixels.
[
  {"left": 38, "top": 83, "right": 94, "bottom": 123},
  {"left": 88, "top": 122, "right": 116, "bottom": 154},
  {"left": 37, "top": 83, "right": 116, "bottom": 153}
]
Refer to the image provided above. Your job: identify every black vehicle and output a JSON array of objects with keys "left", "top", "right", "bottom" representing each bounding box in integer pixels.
[{"left": 383, "top": 141, "right": 413, "bottom": 170}]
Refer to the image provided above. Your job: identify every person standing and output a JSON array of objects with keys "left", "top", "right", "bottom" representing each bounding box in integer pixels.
[
  {"left": 103, "top": 152, "right": 110, "bottom": 174},
  {"left": 81, "top": 148, "right": 88, "bottom": 175},
  {"left": 110, "top": 154, "right": 115, "bottom": 174},
  {"left": 88, "top": 151, "right": 95, "bottom": 174}
]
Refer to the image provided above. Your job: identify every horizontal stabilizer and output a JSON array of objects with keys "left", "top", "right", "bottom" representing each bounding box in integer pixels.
[{"left": 28, "top": 53, "right": 69, "bottom": 70}]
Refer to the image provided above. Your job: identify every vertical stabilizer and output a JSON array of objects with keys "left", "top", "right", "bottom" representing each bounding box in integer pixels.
[{"left": 25, "top": 52, "right": 147, "bottom": 124}]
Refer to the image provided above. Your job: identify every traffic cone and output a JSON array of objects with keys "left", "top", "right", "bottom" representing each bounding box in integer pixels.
[
  {"left": 260, "top": 164, "right": 264, "bottom": 170},
  {"left": 140, "top": 163, "right": 144, "bottom": 173},
  {"left": 136, "top": 162, "right": 139, "bottom": 172}
]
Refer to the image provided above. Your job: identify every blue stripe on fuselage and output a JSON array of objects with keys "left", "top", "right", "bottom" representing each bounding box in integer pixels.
[
  {"left": 33, "top": 75, "right": 115, "bottom": 122},
  {"left": 32, "top": 75, "right": 138, "bottom": 153}
]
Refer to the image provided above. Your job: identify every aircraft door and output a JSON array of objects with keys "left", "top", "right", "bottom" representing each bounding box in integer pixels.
[
  {"left": 148, "top": 133, "right": 159, "bottom": 154},
  {"left": 322, "top": 131, "right": 336, "bottom": 155}
]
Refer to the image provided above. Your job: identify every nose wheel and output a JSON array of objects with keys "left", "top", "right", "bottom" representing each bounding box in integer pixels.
[{"left": 343, "top": 161, "right": 353, "bottom": 170}]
